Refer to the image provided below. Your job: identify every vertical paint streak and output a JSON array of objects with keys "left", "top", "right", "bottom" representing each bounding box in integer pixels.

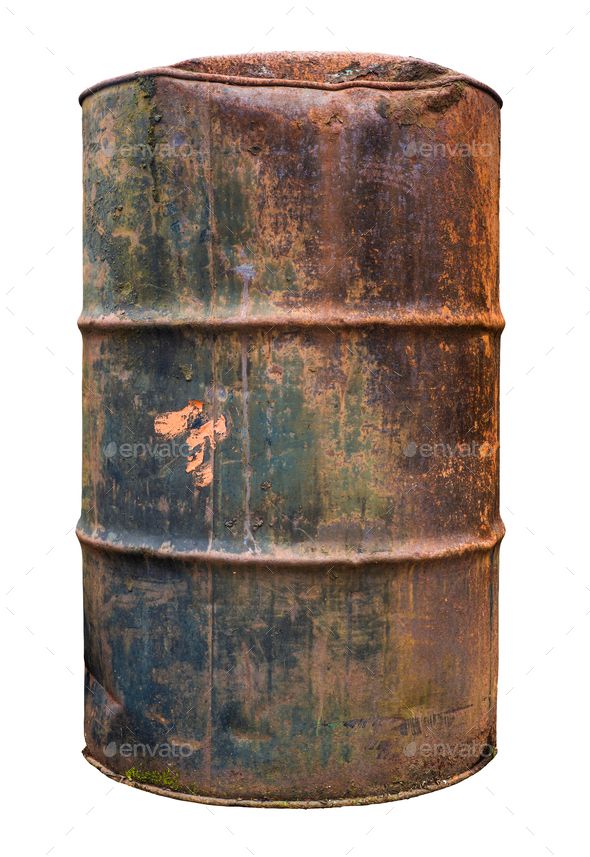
[
  {"left": 241, "top": 335, "right": 256, "bottom": 551},
  {"left": 205, "top": 88, "right": 217, "bottom": 316},
  {"left": 236, "top": 264, "right": 257, "bottom": 552},
  {"left": 206, "top": 89, "right": 217, "bottom": 553},
  {"left": 383, "top": 575, "right": 391, "bottom": 682},
  {"left": 318, "top": 120, "right": 348, "bottom": 304},
  {"left": 207, "top": 336, "right": 218, "bottom": 552},
  {"left": 205, "top": 562, "right": 213, "bottom": 784},
  {"left": 267, "top": 586, "right": 274, "bottom": 696},
  {"left": 489, "top": 548, "right": 498, "bottom": 714}
]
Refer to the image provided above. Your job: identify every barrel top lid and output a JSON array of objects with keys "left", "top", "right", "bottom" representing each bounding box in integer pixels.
[{"left": 79, "top": 51, "right": 502, "bottom": 106}]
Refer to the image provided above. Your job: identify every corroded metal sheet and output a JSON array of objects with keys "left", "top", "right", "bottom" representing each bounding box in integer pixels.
[{"left": 79, "top": 52, "right": 503, "bottom": 806}]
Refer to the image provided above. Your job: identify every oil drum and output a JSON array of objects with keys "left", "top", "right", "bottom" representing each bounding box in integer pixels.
[{"left": 78, "top": 52, "right": 503, "bottom": 806}]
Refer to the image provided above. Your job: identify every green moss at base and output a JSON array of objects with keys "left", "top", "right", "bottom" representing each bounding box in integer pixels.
[{"left": 125, "top": 766, "right": 181, "bottom": 791}]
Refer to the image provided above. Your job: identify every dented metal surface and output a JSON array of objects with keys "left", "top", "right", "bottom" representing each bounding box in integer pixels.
[{"left": 79, "top": 52, "right": 503, "bottom": 806}]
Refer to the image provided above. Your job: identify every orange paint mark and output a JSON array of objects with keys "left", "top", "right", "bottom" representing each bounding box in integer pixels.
[{"left": 154, "top": 400, "right": 227, "bottom": 488}]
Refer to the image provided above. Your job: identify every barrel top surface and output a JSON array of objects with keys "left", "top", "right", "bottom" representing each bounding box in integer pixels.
[{"left": 79, "top": 51, "right": 502, "bottom": 106}]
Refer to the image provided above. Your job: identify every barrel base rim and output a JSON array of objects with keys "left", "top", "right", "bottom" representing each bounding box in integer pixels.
[{"left": 82, "top": 747, "right": 496, "bottom": 808}]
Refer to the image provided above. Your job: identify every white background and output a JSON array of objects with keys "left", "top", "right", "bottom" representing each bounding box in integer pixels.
[{"left": 1, "top": 1, "right": 588, "bottom": 854}]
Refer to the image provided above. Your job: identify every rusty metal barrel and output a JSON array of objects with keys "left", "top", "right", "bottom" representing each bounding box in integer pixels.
[{"left": 79, "top": 52, "right": 503, "bottom": 806}]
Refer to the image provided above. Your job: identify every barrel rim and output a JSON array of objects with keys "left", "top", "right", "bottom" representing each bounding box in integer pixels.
[
  {"left": 78, "top": 310, "right": 506, "bottom": 333},
  {"left": 82, "top": 746, "right": 497, "bottom": 807},
  {"left": 78, "top": 51, "right": 502, "bottom": 106},
  {"left": 76, "top": 523, "right": 505, "bottom": 567}
]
